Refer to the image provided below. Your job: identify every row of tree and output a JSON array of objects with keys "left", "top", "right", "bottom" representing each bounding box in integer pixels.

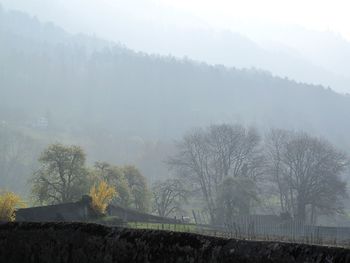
[
  {"left": 168, "top": 124, "right": 349, "bottom": 225},
  {"left": 3, "top": 124, "right": 347, "bottom": 225},
  {"left": 31, "top": 144, "right": 150, "bottom": 212}
]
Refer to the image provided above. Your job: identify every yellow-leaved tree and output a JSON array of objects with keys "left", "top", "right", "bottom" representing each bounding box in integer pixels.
[
  {"left": 89, "top": 181, "right": 117, "bottom": 215},
  {"left": 0, "top": 191, "right": 25, "bottom": 221}
]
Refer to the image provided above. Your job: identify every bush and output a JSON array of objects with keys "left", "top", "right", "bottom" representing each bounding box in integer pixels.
[
  {"left": 90, "top": 181, "right": 117, "bottom": 215},
  {"left": 0, "top": 191, "right": 25, "bottom": 221}
]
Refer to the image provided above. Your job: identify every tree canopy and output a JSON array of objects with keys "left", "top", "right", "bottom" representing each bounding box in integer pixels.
[
  {"left": 265, "top": 130, "right": 349, "bottom": 223},
  {"left": 31, "top": 144, "right": 88, "bottom": 204}
]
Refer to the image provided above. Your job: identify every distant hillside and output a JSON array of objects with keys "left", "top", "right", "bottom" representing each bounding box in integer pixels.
[
  {"left": 0, "top": 7, "right": 350, "bottom": 155},
  {"left": 1, "top": 8, "right": 350, "bottom": 146},
  {"left": 2, "top": 7, "right": 350, "bottom": 196},
  {"left": 2, "top": 1, "right": 350, "bottom": 94}
]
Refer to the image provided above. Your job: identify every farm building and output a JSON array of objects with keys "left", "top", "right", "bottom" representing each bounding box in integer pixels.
[
  {"left": 16, "top": 195, "right": 97, "bottom": 222},
  {"left": 15, "top": 195, "right": 180, "bottom": 224}
]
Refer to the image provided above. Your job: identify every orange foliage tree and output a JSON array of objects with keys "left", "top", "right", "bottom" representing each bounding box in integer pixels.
[
  {"left": 89, "top": 180, "right": 117, "bottom": 215},
  {"left": 0, "top": 191, "right": 25, "bottom": 221}
]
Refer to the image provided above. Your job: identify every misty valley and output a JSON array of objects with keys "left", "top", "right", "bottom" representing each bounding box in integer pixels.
[{"left": 1, "top": 2, "right": 350, "bottom": 262}]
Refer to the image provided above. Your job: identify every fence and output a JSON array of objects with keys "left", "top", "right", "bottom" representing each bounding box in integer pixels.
[
  {"left": 110, "top": 217, "right": 350, "bottom": 247},
  {"left": 207, "top": 217, "right": 350, "bottom": 247}
]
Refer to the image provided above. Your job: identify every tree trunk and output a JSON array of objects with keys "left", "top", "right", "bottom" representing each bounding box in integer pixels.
[{"left": 297, "top": 196, "right": 306, "bottom": 222}]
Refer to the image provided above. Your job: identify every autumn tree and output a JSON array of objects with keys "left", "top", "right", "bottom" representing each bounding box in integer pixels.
[
  {"left": 89, "top": 180, "right": 117, "bottom": 215},
  {"left": 92, "top": 162, "right": 150, "bottom": 212},
  {"left": 31, "top": 144, "right": 88, "bottom": 204},
  {"left": 93, "top": 162, "right": 131, "bottom": 207},
  {"left": 0, "top": 191, "right": 25, "bottom": 221},
  {"left": 152, "top": 178, "right": 189, "bottom": 217}
]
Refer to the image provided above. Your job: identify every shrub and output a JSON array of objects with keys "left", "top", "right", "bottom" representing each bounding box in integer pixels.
[
  {"left": 0, "top": 191, "right": 25, "bottom": 221},
  {"left": 90, "top": 181, "right": 117, "bottom": 215}
]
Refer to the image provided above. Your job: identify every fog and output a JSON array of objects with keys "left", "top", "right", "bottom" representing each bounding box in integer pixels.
[
  {"left": 1, "top": 0, "right": 350, "bottom": 227},
  {"left": 3, "top": 0, "right": 350, "bottom": 93}
]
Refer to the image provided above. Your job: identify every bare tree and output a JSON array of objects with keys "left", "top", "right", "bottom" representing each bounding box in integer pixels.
[
  {"left": 152, "top": 178, "right": 189, "bottom": 217},
  {"left": 168, "top": 124, "right": 262, "bottom": 223},
  {"left": 265, "top": 129, "right": 291, "bottom": 213},
  {"left": 168, "top": 128, "right": 216, "bottom": 221},
  {"left": 216, "top": 176, "right": 258, "bottom": 224},
  {"left": 284, "top": 133, "right": 348, "bottom": 222},
  {"left": 266, "top": 130, "right": 349, "bottom": 223}
]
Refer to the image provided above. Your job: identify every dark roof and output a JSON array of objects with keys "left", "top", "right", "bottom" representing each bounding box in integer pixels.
[
  {"left": 16, "top": 197, "right": 96, "bottom": 222},
  {"left": 16, "top": 197, "right": 180, "bottom": 224},
  {"left": 107, "top": 205, "right": 181, "bottom": 224}
]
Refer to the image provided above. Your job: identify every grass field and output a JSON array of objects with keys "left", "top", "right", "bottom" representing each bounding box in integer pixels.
[
  {"left": 127, "top": 222, "right": 198, "bottom": 232},
  {"left": 93, "top": 217, "right": 205, "bottom": 233}
]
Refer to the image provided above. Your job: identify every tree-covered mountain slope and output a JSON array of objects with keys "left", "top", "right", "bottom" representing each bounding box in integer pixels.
[{"left": 1, "top": 7, "right": 350, "bottom": 149}]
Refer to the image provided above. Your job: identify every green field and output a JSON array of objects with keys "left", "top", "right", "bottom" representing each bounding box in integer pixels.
[{"left": 127, "top": 222, "right": 198, "bottom": 232}]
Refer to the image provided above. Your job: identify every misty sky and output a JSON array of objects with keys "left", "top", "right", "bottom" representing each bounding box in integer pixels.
[
  {"left": 155, "top": 0, "right": 350, "bottom": 40},
  {"left": 3, "top": 0, "right": 350, "bottom": 40}
]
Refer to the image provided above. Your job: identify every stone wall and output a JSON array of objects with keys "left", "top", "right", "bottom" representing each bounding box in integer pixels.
[{"left": 0, "top": 222, "right": 349, "bottom": 263}]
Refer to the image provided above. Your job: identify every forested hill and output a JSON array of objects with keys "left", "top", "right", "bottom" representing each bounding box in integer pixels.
[{"left": 1, "top": 7, "right": 350, "bottom": 150}]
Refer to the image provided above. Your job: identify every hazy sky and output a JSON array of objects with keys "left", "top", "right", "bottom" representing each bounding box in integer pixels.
[
  {"left": 2, "top": 0, "right": 350, "bottom": 40},
  {"left": 154, "top": 0, "right": 350, "bottom": 40}
]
